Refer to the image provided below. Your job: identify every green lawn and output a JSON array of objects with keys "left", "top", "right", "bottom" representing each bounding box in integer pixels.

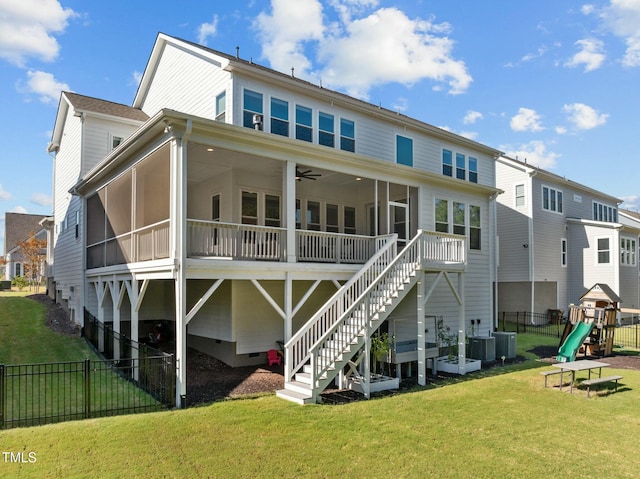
[{"left": 1, "top": 296, "right": 638, "bottom": 478}]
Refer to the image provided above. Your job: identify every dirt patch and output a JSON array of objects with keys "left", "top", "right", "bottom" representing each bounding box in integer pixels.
[
  {"left": 28, "top": 294, "right": 80, "bottom": 337},
  {"left": 530, "top": 344, "right": 640, "bottom": 370}
]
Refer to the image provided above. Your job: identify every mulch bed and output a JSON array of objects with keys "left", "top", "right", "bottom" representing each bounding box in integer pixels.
[{"left": 29, "top": 294, "right": 640, "bottom": 405}]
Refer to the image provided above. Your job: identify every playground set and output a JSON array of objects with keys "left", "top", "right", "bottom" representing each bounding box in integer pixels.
[{"left": 556, "top": 284, "right": 619, "bottom": 362}]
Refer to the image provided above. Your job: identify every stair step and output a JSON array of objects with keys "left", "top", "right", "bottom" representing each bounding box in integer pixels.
[
  {"left": 276, "top": 388, "right": 314, "bottom": 405},
  {"left": 295, "top": 371, "right": 311, "bottom": 385},
  {"left": 285, "top": 380, "right": 313, "bottom": 396}
]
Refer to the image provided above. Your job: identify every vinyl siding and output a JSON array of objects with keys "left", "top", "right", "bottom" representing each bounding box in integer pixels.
[{"left": 140, "top": 42, "right": 231, "bottom": 119}]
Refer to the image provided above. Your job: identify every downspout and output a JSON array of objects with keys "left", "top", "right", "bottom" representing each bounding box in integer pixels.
[
  {"left": 489, "top": 191, "right": 499, "bottom": 331},
  {"left": 528, "top": 169, "right": 538, "bottom": 322}
]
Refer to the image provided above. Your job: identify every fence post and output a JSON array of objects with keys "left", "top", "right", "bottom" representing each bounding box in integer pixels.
[
  {"left": 0, "top": 364, "right": 4, "bottom": 429},
  {"left": 84, "top": 359, "right": 91, "bottom": 419}
]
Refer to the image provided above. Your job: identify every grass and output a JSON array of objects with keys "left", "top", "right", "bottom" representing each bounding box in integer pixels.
[
  {"left": 1, "top": 297, "right": 639, "bottom": 477},
  {"left": 0, "top": 296, "right": 161, "bottom": 428}
]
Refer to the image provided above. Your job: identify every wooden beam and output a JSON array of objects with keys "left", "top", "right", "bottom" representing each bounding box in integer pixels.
[
  {"left": 292, "top": 280, "right": 321, "bottom": 317},
  {"left": 134, "top": 279, "right": 150, "bottom": 312},
  {"left": 185, "top": 279, "right": 224, "bottom": 325},
  {"left": 251, "top": 280, "right": 285, "bottom": 320},
  {"left": 423, "top": 271, "right": 444, "bottom": 306}
]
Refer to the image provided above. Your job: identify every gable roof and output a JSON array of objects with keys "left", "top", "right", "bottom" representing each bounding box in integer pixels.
[
  {"left": 580, "top": 283, "right": 622, "bottom": 305},
  {"left": 134, "top": 33, "right": 502, "bottom": 158},
  {"left": 48, "top": 92, "right": 148, "bottom": 153},
  {"left": 4, "top": 213, "right": 47, "bottom": 256}
]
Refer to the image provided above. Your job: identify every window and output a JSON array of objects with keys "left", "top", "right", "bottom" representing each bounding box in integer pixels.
[
  {"left": 307, "top": 201, "right": 321, "bottom": 230},
  {"left": 241, "top": 191, "right": 258, "bottom": 225},
  {"left": 468, "top": 157, "right": 478, "bottom": 183},
  {"left": 442, "top": 149, "right": 453, "bottom": 177},
  {"left": 212, "top": 194, "right": 220, "bottom": 221},
  {"left": 597, "top": 237, "right": 610, "bottom": 264},
  {"left": 396, "top": 135, "right": 413, "bottom": 166},
  {"left": 265, "top": 194, "right": 280, "bottom": 227},
  {"left": 561, "top": 238, "right": 567, "bottom": 267},
  {"left": 111, "top": 136, "right": 123, "bottom": 150},
  {"left": 453, "top": 202, "right": 465, "bottom": 235},
  {"left": 296, "top": 105, "right": 313, "bottom": 142},
  {"left": 621, "top": 237, "right": 637, "bottom": 266},
  {"left": 593, "top": 201, "right": 617, "bottom": 223},
  {"left": 469, "top": 205, "right": 480, "bottom": 250},
  {"left": 340, "top": 118, "right": 355, "bottom": 152},
  {"left": 295, "top": 199, "right": 301, "bottom": 229},
  {"left": 215, "top": 92, "right": 226, "bottom": 121},
  {"left": 270, "top": 98, "right": 289, "bottom": 136},
  {"left": 435, "top": 198, "right": 449, "bottom": 233},
  {"left": 243, "top": 90, "right": 263, "bottom": 129},
  {"left": 15, "top": 263, "right": 22, "bottom": 277},
  {"left": 326, "top": 204, "right": 339, "bottom": 233},
  {"left": 344, "top": 206, "right": 356, "bottom": 234},
  {"left": 319, "top": 112, "right": 335, "bottom": 147},
  {"left": 456, "top": 153, "right": 466, "bottom": 180},
  {"left": 542, "top": 185, "right": 563, "bottom": 213},
  {"left": 515, "top": 184, "right": 525, "bottom": 207}
]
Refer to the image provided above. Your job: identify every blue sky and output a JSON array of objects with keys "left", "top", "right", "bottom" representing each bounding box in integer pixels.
[{"left": 1, "top": 0, "right": 639, "bottom": 253}]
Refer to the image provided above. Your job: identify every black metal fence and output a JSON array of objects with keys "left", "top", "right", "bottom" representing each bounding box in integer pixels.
[
  {"left": 0, "top": 313, "right": 176, "bottom": 430},
  {"left": 499, "top": 311, "right": 640, "bottom": 350}
]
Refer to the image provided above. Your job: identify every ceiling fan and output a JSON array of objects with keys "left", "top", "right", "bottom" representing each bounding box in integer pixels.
[{"left": 295, "top": 167, "right": 321, "bottom": 181}]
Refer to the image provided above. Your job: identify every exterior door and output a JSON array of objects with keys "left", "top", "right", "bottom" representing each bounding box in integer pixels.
[{"left": 389, "top": 201, "right": 409, "bottom": 248}]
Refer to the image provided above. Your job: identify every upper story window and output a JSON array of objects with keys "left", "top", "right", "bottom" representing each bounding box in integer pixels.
[
  {"left": 593, "top": 201, "right": 618, "bottom": 223},
  {"left": 456, "top": 153, "right": 466, "bottom": 180},
  {"left": 469, "top": 205, "right": 481, "bottom": 250},
  {"left": 597, "top": 237, "right": 610, "bottom": 264},
  {"left": 296, "top": 105, "right": 313, "bottom": 142},
  {"left": 435, "top": 198, "right": 449, "bottom": 233},
  {"left": 319, "top": 112, "right": 335, "bottom": 147},
  {"left": 340, "top": 118, "right": 355, "bottom": 152},
  {"left": 265, "top": 194, "right": 280, "bottom": 227},
  {"left": 442, "top": 149, "right": 453, "bottom": 177},
  {"left": 515, "top": 184, "right": 526, "bottom": 207},
  {"left": 542, "top": 185, "right": 563, "bottom": 213},
  {"left": 111, "top": 136, "right": 123, "bottom": 150},
  {"left": 241, "top": 191, "right": 258, "bottom": 225},
  {"left": 469, "top": 157, "right": 478, "bottom": 183},
  {"left": 561, "top": 238, "right": 567, "bottom": 267},
  {"left": 270, "top": 98, "right": 289, "bottom": 136},
  {"left": 396, "top": 135, "right": 413, "bottom": 167},
  {"left": 621, "top": 237, "right": 637, "bottom": 266},
  {"left": 344, "top": 206, "right": 356, "bottom": 234},
  {"left": 243, "top": 90, "right": 263, "bottom": 129},
  {"left": 211, "top": 194, "right": 220, "bottom": 221},
  {"left": 453, "top": 202, "right": 465, "bottom": 235},
  {"left": 215, "top": 92, "right": 226, "bottom": 121}
]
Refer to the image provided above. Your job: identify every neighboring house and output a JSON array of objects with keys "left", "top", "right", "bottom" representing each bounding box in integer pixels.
[
  {"left": 3, "top": 212, "right": 48, "bottom": 282},
  {"left": 49, "top": 33, "right": 503, "bottom": 405},
  {"left": 495, "top": 156, "right": 640, "bottom": 320}
]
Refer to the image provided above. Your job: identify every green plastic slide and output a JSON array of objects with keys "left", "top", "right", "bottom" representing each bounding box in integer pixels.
[{"left": 556, "top": 321, "right": 593, "bottom": 362}]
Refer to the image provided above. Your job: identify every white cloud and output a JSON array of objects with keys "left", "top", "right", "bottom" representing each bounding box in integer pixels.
[
  {"left": 17, "top": 70, "right": 70, "bottom": 104},
  {"left": 620, "top": 195, "right": 640, "bottom": 211},
  {"left": 563, "top": 102, "right": 609, "bottom": 129},
  {"left": 132, "top": 70, "right": 143, "bottom": 86},
  {"left": 254, "top": 0, "right": 324, "bottom": 79},
  {"left": 30, "top": 192, "right": 52, "bottom": 206},
  {"left": 254, "top": 1, "right": 472, "bottom": 99},
  {"left": 555, "top": 125, "right": 568, "bottom": 135},
  {"left": 600, "top": 0, "right": 640, "bottom": 67},
  {"left": 510, "top": 107, "right": 544, "bottom": 132},
  {"left": 12, "top": 206, "right": 28, "bottom": 214},
  {"left": 581, "top": 4, "right": 596, "bottom": 15},
  {"left": 0, "top": 0, "right": 76, "bottom": 66},
  {"left": 391, "top": 97, "right": 408, "bottom": 112},
  {"left": 506, "top": 140, "right": 559, "bottom": 169},
  {"left": 458, "top": 130, "right": 478, "bottom": 140},
  {"left": 0, "top": 184, "right": 12, "bottom": 200},
  {"left": 197, "top": 14, "right": 219, "bottom": 46},
  {"left": 463, "top": 110, "right": 483, "bottom": 125},
  {"left": 565, "top": 38, "right": 606, "bottom": 72}
]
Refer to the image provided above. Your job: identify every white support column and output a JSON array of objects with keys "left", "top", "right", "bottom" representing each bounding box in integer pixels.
[
  {"left": 97, "top": 279, "right": 106, "bottom": 353},
  {"left": 417, "top": 271, "right": 426, "bottom": 386},
  {"left": 457, "top": 272, "right": 466, "bottom": 375},
  {"left": 111, "top": 279, "right": 123, "bottom": 361},
  {"left": 284, "top": 273, "right": 293, "bottom": 342},
  {"left": 363, "top": 334, "right": 371, "bottom": 399},
  {"left": 284, "top": 161, "right": 296, "bottom": 263},
  {"left": 128, "top": 279, "right": 140, "bottom": 381}
]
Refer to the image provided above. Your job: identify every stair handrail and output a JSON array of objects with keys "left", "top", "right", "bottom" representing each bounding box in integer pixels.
[
  {"left": 284, "top": 233, "right": 397, "bottom": 381},
  {"left": 308, "top": 230, "right": 425, "bottom": 390}
]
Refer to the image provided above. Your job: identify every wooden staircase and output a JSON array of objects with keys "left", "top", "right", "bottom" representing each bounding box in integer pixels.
[{"left": 277, "top": 230, "right": 463, "bottom": 404}]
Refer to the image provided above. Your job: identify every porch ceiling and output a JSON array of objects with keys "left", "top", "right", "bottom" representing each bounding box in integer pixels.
[{"left": 186, "top": 142, "right": 370, "bottom": 188}]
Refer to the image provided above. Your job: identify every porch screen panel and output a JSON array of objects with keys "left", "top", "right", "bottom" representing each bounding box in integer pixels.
[
  {"left": 86, "top": 191, "right": 106, "bottom": 269},
  {"left": 105, "top": 171, "right": 132, "bottom": 265},
  {"left": 135, "top": 147, "right": 170, "bottom": 261}
]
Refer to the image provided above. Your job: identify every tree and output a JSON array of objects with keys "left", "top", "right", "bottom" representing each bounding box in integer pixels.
[{"left": 17, "top": 232, "right": 46, "bottom": 292}]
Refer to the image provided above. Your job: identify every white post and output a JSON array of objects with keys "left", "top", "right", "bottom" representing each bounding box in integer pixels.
[
  {"left": 417, "top": 271, "right": 426, "bottom": 385},
  {"left": 129, "top": 279, "right": 140, "bottom": 381},
  {"left": 284, "top": 161, "right": 296, "bottom": 263},
  {"left": 457, "top": 272, "right": 466, "bottom": 374}
]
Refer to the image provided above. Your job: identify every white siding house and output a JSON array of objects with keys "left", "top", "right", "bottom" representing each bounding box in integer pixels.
[
  {"left": 50, "top": 33, "right": 503, "bottom": 405},
  {"left": 496, "top": 155, "right": 640, "bottom": 321}
]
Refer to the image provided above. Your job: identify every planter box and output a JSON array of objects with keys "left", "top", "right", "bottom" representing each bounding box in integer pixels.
[
  {"left": 346, "top": 374, "right": 400, "bottom": 394},
  {"left": 435, "top": 356, "right": 481, "bottom": 374}
]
